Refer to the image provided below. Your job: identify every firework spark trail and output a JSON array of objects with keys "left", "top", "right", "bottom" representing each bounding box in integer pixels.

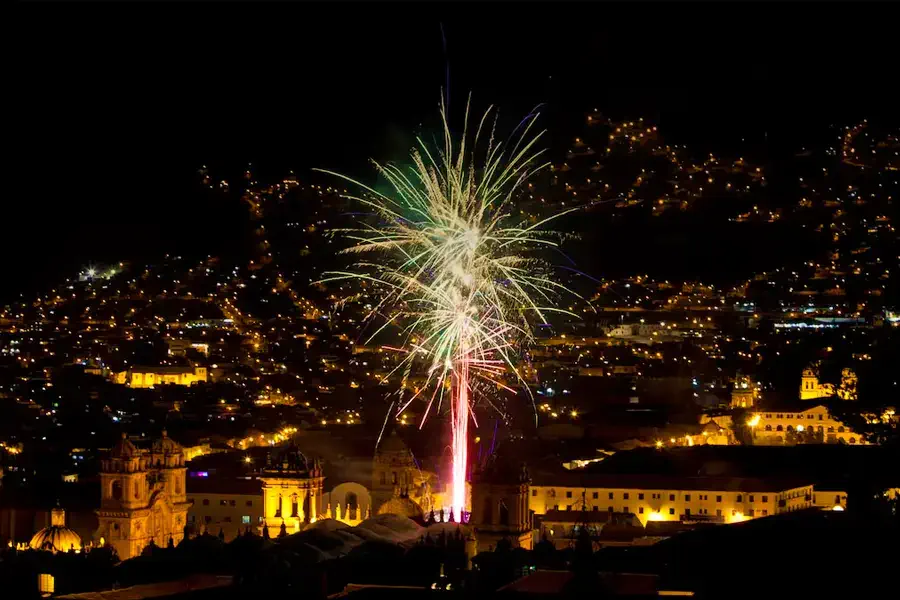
[{"left": 316, "top": 97, "right": 581, "bottom": 520}]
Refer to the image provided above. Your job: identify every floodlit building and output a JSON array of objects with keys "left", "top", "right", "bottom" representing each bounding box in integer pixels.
[
  {"left": 95, "top": 432, "right": 191, "bottom": 560},
  {"left": 800, "top": 365, "right": 857, "bottom": 401},
  {"left": 29, "top": 507, "right": 83, "bottom": 553},
  {"left": 752, "top": 403, "right": 867, "bottom": 445},
  {"left": 113, "top": 365, "right": 208, "bottom": 388},
  {"left": 258, "top": 445, "right": 324, "bottom": 538},
  {"left": 530, "top": 474, "right": 814, "bottom": 527}
]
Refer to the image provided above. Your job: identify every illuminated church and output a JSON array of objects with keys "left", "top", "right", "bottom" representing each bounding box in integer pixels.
[{"left": 95, "top": 431, "right": 191, "bottom": 560}]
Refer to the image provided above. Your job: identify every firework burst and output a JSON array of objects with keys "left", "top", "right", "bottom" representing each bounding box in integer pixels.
[{"left": 317, "top": 98, "right": 580, "bottom": 519}]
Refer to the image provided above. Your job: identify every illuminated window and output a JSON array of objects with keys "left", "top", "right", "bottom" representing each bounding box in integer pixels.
[{"left": 242, "top": 515, "right": 251, "bottom": 524}]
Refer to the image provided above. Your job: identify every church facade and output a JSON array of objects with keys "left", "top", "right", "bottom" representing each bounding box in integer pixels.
[{"left": 96, "top": 432, "right": 191, "bottom": 560}]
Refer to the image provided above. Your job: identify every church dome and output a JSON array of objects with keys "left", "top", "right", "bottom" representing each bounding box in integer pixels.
[
  {"left": 29, "top": 508, "right": 83, "bottom": 553},
  {"left": 378, "top": 430, "right": 409, "bottom": 455},
  {"left": 151, "top": 429, "right": 182, "bottom": 454},
  {"left": 377, "top": 495, "right": 424, "bottom": 520},
  {"left": 110, "top": 432, "right": 139, "bottom": 458}
]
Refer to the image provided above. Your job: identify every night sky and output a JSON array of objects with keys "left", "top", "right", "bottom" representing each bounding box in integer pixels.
[{"left": 9, "top": 4, "right": 895, "bottom": 301}]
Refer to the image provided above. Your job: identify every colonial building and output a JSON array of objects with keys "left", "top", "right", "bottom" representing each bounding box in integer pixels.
[
  {"left": 370, "top": 431, "right": 444, "bottom": 516},
  {"left": 470, "top": 457, "right": 533, "bottom": 553},
  {"left": 752, "top": 403, "right": 867, "bottom": 445},
  {"left": 95, "top": 432, "right": 191, "bottom": 559},
  {"left": 800, "top": 365, "right": 857, "bottom": 401},
  {"left": 186, "top": 477, "right": 264, "bottom": 540},
  {"left": 29, "top": 507, "right": 83, "bottom": 553},
  {"left": 730, "top": 373, "right": 759, "bottom": 408},
  {"left": 258, "top": 445, "right": 324, "bottom": 537},
  {"left": 529, "top": 474, "right": 814, "bottom": 527},
  {"left": 112, "top": 365, "right": 208, "bottom": 388}
]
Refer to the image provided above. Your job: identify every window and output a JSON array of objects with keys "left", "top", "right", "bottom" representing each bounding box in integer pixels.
[
  {"left": 246, "top": 500, "right": 253, "bottom": 507},
  {"left": 291, "top": 495, "right": 299, "bottom": 518},
  {"left": 202, "top": 499, "right": 209, "bottom": 506},
  {"left": 669, "top": 508, "right": 675, "bottom": 515},
  {"left": 566, "top": 505, "right": 572, "bottom": 511},
  {"left": 220, "top": 500, "right": 228, "bottom": 506},
  {"left": 623, "top": 493, "right": 629, "bottom": 500},
  {"left": 685, "top": 494, "right": 691, "bottom": 501},
  {"left": 818, "top": 414, "right": 823, "bottom": 421},
  {"left": 229, "top": 500, "right": 236, "bottom": 507},
  {"left": 837, "top": 426, "right": 845, "bottom": 433},
  {"left": 716, "top": 495, "right": 722, "bottom": 502},
  {"left": 608, "top": 492, "right": 614, "bottom": 499},
  {"left": 639, "top": 507, "right": 644, "bottom": 514},
  {"left": 592, "top": 492, "right": 598, "bottom": 499},
  {"left": 669, "top": 494, "right": 675, "bottom": 501},
  {"left": 685, "top": 508, "right": 691, "bottom": 516},
  {"left": 716, "top": 509, "right": 722, "bottom": 517},
  {"left": 761, "top": 510, "right": 768, "bottom": 516},
  {"left": 765, "top": 425, "right": 772, "bottom": 431},
  {"left": 566, "top": 491, "right": 573, "bottom": 499},
  {"left": 834, "top": 495, "right": 841, "bottom": 504},
  {"left": 532, "top": 489, "right": 538, "bottom": 497},
  {"left": 608, "top": 506, "right": 614, "bottom": 512},
  {"left": 499, "top": 501, "right": 510, "bottom": 525},
  {"left": 736, "top": 495, "right": 743, "bottom": 502},
  {"left": 242, "top": 515, "right": 251, "bottom": 524},
  {"left": 623, "top": 506, "right": 628, "bottom": 513},
  {"left": 761, "top": 496, "right": 768, "bottom": 503},
  {"left": 592, "top": 506, "right": 598, "bottom": 512},
  {"left": 204, "top": 516, "right": 212, "bottom": 524},
  {"left": 749, "top": 495, "right": 755, "bottom": 503},
  {"left": 748, "top": 509, "right": 755, "bottom": 517},
  {"left": 638, "top": 493, "right": 644, "bottom": 500},
  {"left": 224, "top": 516, "right": 232, "bottom": 523}
]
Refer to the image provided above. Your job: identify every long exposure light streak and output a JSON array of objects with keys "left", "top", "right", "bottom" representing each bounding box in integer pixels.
[{"left": 317, "top": 98, "right": 579, "bottom": 520}]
